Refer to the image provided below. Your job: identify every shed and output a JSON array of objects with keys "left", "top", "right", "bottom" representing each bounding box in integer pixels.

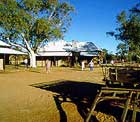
[
  {"left": 36, "top": 40, "right": 101, "bottom": 67},
  {"left": 0, "top": 40, "right": 26, "bottom": 70}
]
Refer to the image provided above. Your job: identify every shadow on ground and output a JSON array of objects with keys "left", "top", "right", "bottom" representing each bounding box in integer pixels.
[
  {"left": 30, "top": 80, "right": 140, "bottom": 122},
  {"left": 31, "top": 80, "right": 104, "bottom": 121}
]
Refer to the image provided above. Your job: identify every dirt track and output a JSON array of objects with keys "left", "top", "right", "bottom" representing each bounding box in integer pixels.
[{"left": 0, "top": 67, "right": 104, "bottom": 122}]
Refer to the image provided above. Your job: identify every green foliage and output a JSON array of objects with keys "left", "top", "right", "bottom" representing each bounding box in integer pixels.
[
  {"left": 107, "top": 3, "right": 140, "bottom": 62},
  {"left": 101, "top": 49, "right": 115, "bottom": 63},
  {"left": 0, "top": 0, "right": 31, "bottom": 32},
  {"left": 116, "top": 43, "right": 128, "bottom": 59},
  {"left": 0, "top": 0, "right": 74, "bottom": 52}
]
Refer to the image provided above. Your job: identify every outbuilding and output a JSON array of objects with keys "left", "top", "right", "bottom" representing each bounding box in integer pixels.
[
  {"left": 0, "top": 40, "right": 26, "bottom": 70},
  {"left": 36, "top": 40, "right": 101, "bottom": 67}
]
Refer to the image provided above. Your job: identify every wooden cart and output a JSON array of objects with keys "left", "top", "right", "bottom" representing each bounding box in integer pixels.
[
  {"left": 85, "top": 87, "right": 140, "bottom": 122},
  {"left": 85, "top": 64, "right": 140, "bottom": 122},
  {"left": 101, "top": 64, "right": 140, "bottom": 88}
]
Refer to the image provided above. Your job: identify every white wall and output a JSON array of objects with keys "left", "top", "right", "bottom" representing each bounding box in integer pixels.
[{"left": 0, "top": 59, "right": 3, "bottom": 70}]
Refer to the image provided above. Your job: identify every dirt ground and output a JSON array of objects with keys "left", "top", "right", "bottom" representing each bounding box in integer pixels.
[{"left": 0, "top": 66, "right": 105, "bottom": 122}]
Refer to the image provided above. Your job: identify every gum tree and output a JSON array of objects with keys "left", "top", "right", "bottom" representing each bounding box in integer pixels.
[
  {"left": 0, "top": 0, "right": 74, "bottom": 67},
  {"left": 107, "top": 3, "right": 140, "bottom": 61},
  {"left": 116, "top": 43, "right": 128, "bottom": 60}
]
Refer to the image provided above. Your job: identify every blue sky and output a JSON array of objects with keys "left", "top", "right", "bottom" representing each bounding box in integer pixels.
[{"left": 64, "top": 0, "right": 139, "bottom": 54}]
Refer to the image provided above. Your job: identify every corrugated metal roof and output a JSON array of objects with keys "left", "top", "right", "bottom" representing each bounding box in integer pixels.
[
  {"left": 0, "top": 41, "right": 10, "bottom": 47},
  {"left": 0, "top": 47, "right": 26, "bottom": 54},
  {"left": 80, "top": 52, "right": 98, "bottom": 56},
  {"left": 37, "top": 51, "right": 72, "bottom": 56},
  {"left": 37, "top": 40, "right": 100, "bottom": 56}
]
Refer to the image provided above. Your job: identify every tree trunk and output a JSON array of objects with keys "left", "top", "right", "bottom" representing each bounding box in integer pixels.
[
  {"left": 22, "top": 34, "right": 37, "bottom": 68},
  {"left": 29, "top": 51, "right": 36, "bottom": 68}
]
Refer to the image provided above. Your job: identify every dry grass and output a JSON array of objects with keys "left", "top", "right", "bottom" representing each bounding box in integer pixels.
[{"left": 0, "top": 66, "right": 104, "bottom": 122}]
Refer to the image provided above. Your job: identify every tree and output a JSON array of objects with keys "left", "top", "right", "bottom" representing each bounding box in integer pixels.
[
  {"left": 0, "top": 0, "right": 74, "bottom": 67},
  {"left": 116, "top": 43, "right": 128, "bottom": 60},
  {"left": 107, "top": 3, "right": 140, "bottom": 62},
  {"left": 100, "top": 49, "right": 114, "bottom": 64}
]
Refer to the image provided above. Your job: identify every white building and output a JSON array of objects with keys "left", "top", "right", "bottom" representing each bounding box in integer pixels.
[
  {"left": 36, "top": 40, "right": 101, "bottom": 67},
  {"left": 0, "top": 40, "right": 26, "bottom": 70}
]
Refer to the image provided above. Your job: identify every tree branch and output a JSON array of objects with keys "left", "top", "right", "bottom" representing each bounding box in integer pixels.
[
  {"left": 37, "top": 38, "right": 48, "bottom": 51},
  {"left": 6, "top": 37, "right": 27, "bottom": 52},
  {"left": 21, "top": 33, "right": 33, "bottom": 54},
  {"left": 48, "top": 6, "right": 56, "bottom": 21}
]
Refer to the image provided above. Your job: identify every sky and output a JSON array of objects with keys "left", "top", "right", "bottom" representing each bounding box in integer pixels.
[{"left": 64, "top": 0, "right": 139, "bottom": 54}]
